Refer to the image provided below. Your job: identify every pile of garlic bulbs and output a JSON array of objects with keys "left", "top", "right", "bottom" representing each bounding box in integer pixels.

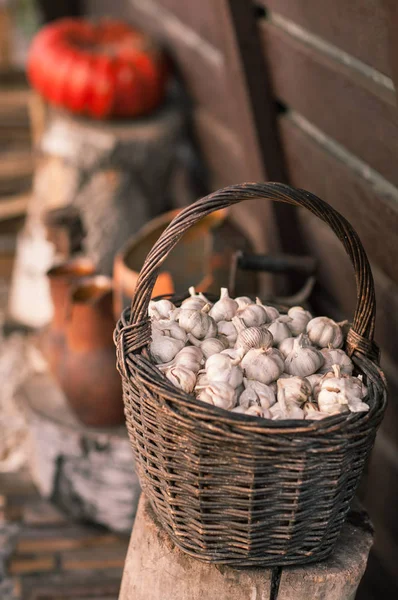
[{"left": 148, "top": 287, "right": 369, "bottom": 420}]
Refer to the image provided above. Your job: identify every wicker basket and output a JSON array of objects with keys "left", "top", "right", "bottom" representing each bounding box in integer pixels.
[{"left": 114, "top": 183, "right": 387, "bottom": 567}]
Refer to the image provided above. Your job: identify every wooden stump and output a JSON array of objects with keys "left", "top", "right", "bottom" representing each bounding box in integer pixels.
[
  {"left": 33, "top": 101, "right": 185, "bottom": 274},
  {"left": 19, "top": 373, "right": 141, "bottom": 534},
  {"left": 119, "top": 495, "right": 373, "bottom": 600}
]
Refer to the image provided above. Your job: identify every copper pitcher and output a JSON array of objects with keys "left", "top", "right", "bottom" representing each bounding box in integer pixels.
[
  {"left": 57, "top": 275, "right": 124, "bottom": 427},
  {"left": 39, "top": 257, "right": 96, "bottom": 376}
]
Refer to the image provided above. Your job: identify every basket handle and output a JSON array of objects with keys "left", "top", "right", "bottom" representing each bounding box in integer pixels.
[{"left": 130, "top": 182, "right": 378, "bottom": 360}]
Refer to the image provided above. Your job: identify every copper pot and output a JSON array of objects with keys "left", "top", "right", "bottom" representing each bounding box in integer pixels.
[
  {"left": 38, "top": 257, "right": 96, "bottom": 376},
  {"left": 56, "top": 275, "right": 124, "bottom": 427}
]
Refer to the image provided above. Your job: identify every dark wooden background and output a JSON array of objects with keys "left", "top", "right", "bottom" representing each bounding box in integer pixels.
[{"left": 81, "top": 1, "right": 398, "bottom": 598}]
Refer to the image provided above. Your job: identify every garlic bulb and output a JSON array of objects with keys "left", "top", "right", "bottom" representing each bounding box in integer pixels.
[
  {"left": 240, "top": 379, "right": 276, "bottom": 409},
  {"left": 318, "top": 365, "right": 368, "bottom": 414},
  {"left": 305, "top": 373, "right": 323, "bottom": 397},
  {"left": 205, "top": 353, "right": 243, "bottom": 388},
  {"left": 150, "top": 336, "right": 184, "bottom": 364},
  {"left": 287, "top": 306, "right": 313, "bottom": 336},
  {"left": 255, "top": 298, "right": 280, "bottom": 321},
  {"left": 181, "top": 287, "right": 211, "bottom": 311},
  {"left": 148, "top": 299, "right": 175, "bottom": 320},
  {"left": 278, "top": 337, "right": 295, "bottom": 358},
  {"left": 166, "top": 366, "right": 197, "bottom": 393},
  {"left": 241, "top": 347, "right": 284, "bottom": 385},
  {"left": 318, "top": 348, "right": 353, "bottom": 375},
  {"left": 306, "top": 316, "right": 344, "bottom": 349},
  {"left": 209, "top": 288, "right": 238, "bottom": 322},
  {"left": 245, "top": 405, "right": 272, "bottom": 418},
  {"left": 188, "top": 335, "right": 229, "bottom": 359},
  {"left": 217, "top": 320, "right": 238, "bottom": 346},
  {"left": 267, "top": 316, "right": 293, "bottom": 345},
  {"left": 159, "top": 346, "right": 203, "bottom": 373},
  {"left": 303, "top": 402, "right": 331, "bottom": 420},
  {"left": 235, "top": 296, "right": 254, "bottom": 309},
  {"left": 177, "top": 305, "right": 217, "bottom": 339},
  {"left": 284, "top": 334, "right": 324, "bottom": 377},
  {"left": 236, "top": 304, "right": 269, "bottom": 327},
  {"left": 277, "top": 376, "right": 312, "bottom": 407},
  {"left": 195, "top": 370, "right": 209, "bottom": 389},
  {"left": 154, "top": 319, "right": 188, "bottom": 343},
  {"left": 270, "top": 402, "right": 304, "bottom": 420},
  {"left": 197, "top": 382, "right": 237, "bottom": 410},
  {"left": 233, "top": 317, "right": 273, "bottom": 354},
  {"left": 220, "top": 348, "right": 242, "bottom": 364}
]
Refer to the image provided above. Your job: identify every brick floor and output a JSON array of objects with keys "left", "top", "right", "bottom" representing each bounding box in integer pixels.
[{"left": 0, "top": 468, "right": 129, "bottom": 600}]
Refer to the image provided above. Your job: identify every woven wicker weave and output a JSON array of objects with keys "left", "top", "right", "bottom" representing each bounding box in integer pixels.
[{"left": 114, "top": 183, "right": 387, "bottom": 567}]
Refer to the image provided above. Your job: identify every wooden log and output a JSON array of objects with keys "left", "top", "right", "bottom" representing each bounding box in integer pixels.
[
  {"left": 33, "top": 102, "right": 185, "bottom": 275},
  {"left": 119, "top": 495, "right": 373, "bottom": 600},
  {"left": 19, "top": 373, "right": 141, "bottom": 534}
]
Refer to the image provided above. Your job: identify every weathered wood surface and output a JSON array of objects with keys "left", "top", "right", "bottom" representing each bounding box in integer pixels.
[
  {"left": 119, "top": 495, "right": 373, "bottom": 600},
  {"left": 20, "top": 373, "right": 140, "bottom": 534},
  {"left": 33, "top": 103, "right": 184, "bottom": 275},
  {"left": 279, "top": 113, "right": 398, "bottom": 286},
  {"left": 258, "top": 0, "right": 392, "bottom": 76},
  {"left": 261, "top": 20, "right": 398, "bottom": 187}
]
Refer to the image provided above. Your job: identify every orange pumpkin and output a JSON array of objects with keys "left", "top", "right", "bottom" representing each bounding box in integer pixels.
[{"left": 28, "top": 18, "right": 170, "bottom": 119}]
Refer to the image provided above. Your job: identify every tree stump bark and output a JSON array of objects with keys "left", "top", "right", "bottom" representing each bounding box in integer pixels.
[
  {"left": 19, "top": 372, "right": 140, "bottom": 534},
  {"left": 119, "top": 495, "right": 373, "bottom": 600},
  {"left": 32, "top": 101, "right": 185, "bottom": 274}
]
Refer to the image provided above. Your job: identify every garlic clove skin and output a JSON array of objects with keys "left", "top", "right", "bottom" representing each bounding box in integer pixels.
[
  {"left": 277, "top": 376, "right": 312, "bottom": 407},
  {"left": 217, "top": 320, "right": 238, "bottom": 347},
  {"left": 241, "top": 347, "right": 284, "bottom": 385},
  {"left": 267, "top": 317, "right": 293, "bottom": 346},
  {"left": 270, "top": 402, "right": 305, "bottom": 420},
  {"left": 205, "top": 353, "right": 243, "bottom": 387},
  {"left": 155, "top": 319, "right": 188, "bottom": 343},
  {"left": 220, "top": 348, "right": 243, "bottom": 364},
  {"left": 284, "top": 334, "right": 324, "bottom": 377},
  {"left": 148, "top": 299, "right": 175, "bottom": 320},
  {"left": 197, "top": 382, "right": 237, "bottom": 410},
  {"left": 232, "top": 317, "right": 274, "bottom": 354},
  {"left": 287, "top": 306, "right": 313, "bottom": 336},
  {"left": 236, "top": 304, "right": 269, "bottom": 328},
  {"left": 318, "top": 348, "right": 353, "bottom": 375},
  {"left": 305, "top": 373, "right": 323, "bottom": 398},
  {"left": 306, "top": 316, "right": 344, "bottom": 349},
  {"left": 255, "top": 298, "right": 280, "bottom": 321},
  {"left": 209, "top": 288, "right": 238, "bottom": 322},
  {"left": 245, "top": 405, "right": 272, "bottom": 418},
  {"left": 231, "top": 405, "right": 247, "bottom": 414},
  {"left": 240, "top": 379, "right": 276, "bottom": 409},
  {"left": 235, "top": 296, "right": 254, "bottom": 309},
  {"left": 177, "top": 306, "right": 217, "bottom": 339},
  {"left": 181, "top": 287, "right": 211, "bottom": 311},
  {"left": 279, "top": 337, "right": 295, "bottom": 358},
  {"left": 166, "top": 366, "right": 197, "bottom": 393},
  {"left": 303, "top": 402, "right": 332, "bottom": 420},
  {"left": 318, "top": 364, "right": 368, "bottom": 413},
  {"left": 188, "top": 335, "right": 229, "bottom": 359},
  {"left": 150, "top": 337, "right": 185, "bottom": 364}
]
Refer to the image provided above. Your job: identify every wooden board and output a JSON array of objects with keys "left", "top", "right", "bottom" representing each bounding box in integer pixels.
[
  {"left": 155, "top": 0, "right": 223, "bottom": 50},
  {"left": 279, "top": 113, "right": 398, "bottom": 286},
  {"left": 192, "top": 108, "right": 248, "bottom": 189},
  {"left": 258, "top": 0, "right": 392, "bottom": 76},
  {"left": 261, "top": 21, "right": 398, "bottom": 187},
  {"left": 128, "top": 0, "right": 234, "bottom": 127}
]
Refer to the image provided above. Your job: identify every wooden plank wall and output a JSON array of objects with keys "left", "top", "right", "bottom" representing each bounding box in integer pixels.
[
  {"left": 257, "top": 2, "right": 398, "bottom": 597},
  {"left": 85, "top": 1, "right": 397, "bottom": 597}
]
